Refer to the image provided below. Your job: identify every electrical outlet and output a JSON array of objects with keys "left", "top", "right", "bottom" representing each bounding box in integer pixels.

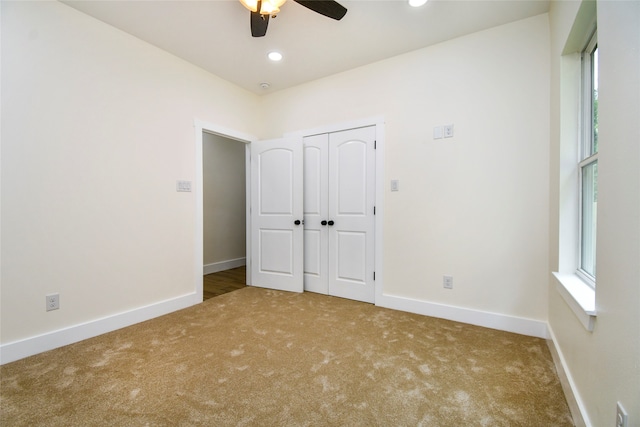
[
  {"left": 46, "top": 294, "right": 59, "bottom": 311},
  {"left": 444, "top": 124, "right": 454, "bottom": 138},
  {"left": 443, "top": 275, "right": 453, "bottom": 289},
  {"left": 616, "top": 402, "right": 628, "bottom": 427}
]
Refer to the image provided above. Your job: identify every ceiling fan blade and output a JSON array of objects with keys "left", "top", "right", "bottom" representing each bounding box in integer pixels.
[
  {"left": 250, "top": 10, "right": 269, "bottom": 37},
  {"left": 294, "top": 0, "right": 347, "bottom": 20}
]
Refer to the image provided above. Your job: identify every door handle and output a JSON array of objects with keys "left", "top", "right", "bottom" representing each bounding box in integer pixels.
[
  {"left": 321, "top": 220, "right": 328, "bottom": 226},
  {"left": 328, "top": 220, "right": 335, "bottom": 226},
  {"left": 294, "top": 220, "right": 301, "bottom": 225}
]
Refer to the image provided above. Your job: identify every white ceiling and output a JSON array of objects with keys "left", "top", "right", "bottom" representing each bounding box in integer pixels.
[{"left": 63, "top": 0, "right": 549, "bottom": 95}]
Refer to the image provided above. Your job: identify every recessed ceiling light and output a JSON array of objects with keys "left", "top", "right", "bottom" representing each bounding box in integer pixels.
[
  {"left": 408, "top": 0, "right": 428, "bottom": 7},
  {"left": 268, "top": 51, "right": 283, "bottom": 61}
]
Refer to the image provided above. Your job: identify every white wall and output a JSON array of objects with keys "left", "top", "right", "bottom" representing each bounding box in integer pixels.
[
  {"left": 548, "top": 1, "right": 640, "bottom": 425},
  {"left": 261, "top": 15, "right": 551, "bottom": 330},
  {"left": 0, "top": 1, "right": 260, "bottom": 354},
  {"left": 203, "top": 133, "right": 246, "bottom": 267}
]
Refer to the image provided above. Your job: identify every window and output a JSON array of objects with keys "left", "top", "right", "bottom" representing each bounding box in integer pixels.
[
  {"left": 578, "top": 32, "right": 598, "bottom": 286},
  {"left": 554, "top": 7, "right": 598, "bottom": 331}
]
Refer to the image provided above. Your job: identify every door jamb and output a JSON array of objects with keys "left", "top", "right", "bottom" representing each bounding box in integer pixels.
[{"left": 194, "top": 120, "right": 256, "bottom": 301}]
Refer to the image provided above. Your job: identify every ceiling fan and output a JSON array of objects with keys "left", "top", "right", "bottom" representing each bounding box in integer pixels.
[{"left": 239, "top": 0, "right": 348, "bottom": 37}]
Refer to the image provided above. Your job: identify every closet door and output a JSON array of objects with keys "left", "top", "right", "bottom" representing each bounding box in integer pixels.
[
  {"left": 302, "top": 127, "right": 376, "bottom": 302},
  {"left": 328, "top": 126, "right": 376, "bottom": 303},
  {"left": 303, "top": 134, "right": 329, "bottom": 294}
]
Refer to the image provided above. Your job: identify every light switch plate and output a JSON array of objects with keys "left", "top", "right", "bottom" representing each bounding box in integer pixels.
[
  {"left": 390, "top": 180, "right": 399, "bottom": 192},
  {"left": 176, "top": 180, "right": 192, "bottom": 192},
  {"left": 433, "top": 126, "right": 443, "bottom": 139}
]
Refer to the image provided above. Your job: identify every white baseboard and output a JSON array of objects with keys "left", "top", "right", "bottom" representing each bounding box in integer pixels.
[
  {"left": 0, "top": 287, "right": 549, "bottom": 366},
  {"left": 375, "top": 293, "right": 549, "bottom": 338},
  {"left": 0, "top": 293, "right": 200, "bottom": 365},
  {"left": 203, "top": 258, "right": 246, "bottom": 275},
  {"left": 546, "top": 326, "right": 591, "bottom": 427}
]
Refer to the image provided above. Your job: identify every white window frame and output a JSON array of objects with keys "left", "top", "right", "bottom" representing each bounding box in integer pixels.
[
  {"left": 577, "top": 31, "right": 598, "bottom": 288},
  {"left": 553, "top": 10, "right": 598, "bottom": 332}
]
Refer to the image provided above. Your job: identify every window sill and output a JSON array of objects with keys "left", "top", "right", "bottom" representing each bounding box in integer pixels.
[{"left": 553, "top": 272, "right": 596, "bottom": 331}]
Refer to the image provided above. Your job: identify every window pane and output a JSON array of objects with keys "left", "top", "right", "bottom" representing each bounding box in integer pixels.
[
  {"left": 592, "top": 47, "right": 599, "bottom": 154},
  {"left": 581, "top": 161, "right": 598, "bottom": 278}
]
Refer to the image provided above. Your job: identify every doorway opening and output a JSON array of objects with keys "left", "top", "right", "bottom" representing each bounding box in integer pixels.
[
  {"left": 202, "top": 132, "right": 247, "bottom": 300},
  {"left": 194, "top": 120, "right": 256, "bottom": 303}
]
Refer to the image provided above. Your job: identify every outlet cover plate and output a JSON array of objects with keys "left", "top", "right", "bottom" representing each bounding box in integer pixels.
[
  {"left": 443, "top": 275, "right": 453, "bottom": 289},
  {"left": 444, "top": 124, "right": 454, "bottom": 138},
  {"left": 46, "top": 294, "right": 59, "bottom": 311},
  {"left": 617, "top": 402, "right": 628, "bottom": 427}
]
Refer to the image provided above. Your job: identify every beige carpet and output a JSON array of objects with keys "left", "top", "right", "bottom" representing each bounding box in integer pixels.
[{"left": 1, "top": 287, "right": 573, "bottom": 426}]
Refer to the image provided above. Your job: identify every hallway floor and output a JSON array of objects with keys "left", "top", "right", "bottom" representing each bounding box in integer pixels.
[{"left": 203, "top": 266, "right": 246, "bottom": 301}]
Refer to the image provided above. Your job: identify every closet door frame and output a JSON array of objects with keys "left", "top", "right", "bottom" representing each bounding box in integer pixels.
[{"left": 288, "top": 116, "right": 385, "bottom": 304}]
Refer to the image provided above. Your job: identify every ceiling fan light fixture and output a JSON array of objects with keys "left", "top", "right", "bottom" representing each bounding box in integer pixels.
[
  {"left": 240, "top": 0, "right": 287, "bottom": 15},
  {"left": 408, "top": 0, "right": 428, "bottom": 7},
  {"left": 248, "top": 0, "right": 347, "bottom": 37}
]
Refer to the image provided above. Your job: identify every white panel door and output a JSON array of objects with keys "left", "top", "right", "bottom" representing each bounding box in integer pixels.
[
  {"left": 303, "top": 134, "right": 329, "bottom": 294},
  {"left": 328, "top": 126, "right": 376, "bottom": 303},
  {"left": 303, "top": 126, "right": 376, "bottom": 303},
  {"left": 250, "top": 138, "right": 303, "bottom": 293}
]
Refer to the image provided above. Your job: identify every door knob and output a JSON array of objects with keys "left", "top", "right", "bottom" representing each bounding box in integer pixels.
[
  {"left": 294, "top": 220, "right": 301, "bottom": 225},
  {"left": 328, "top": 220, "right": 335, "bottom": 226},
  {"left": 321, "top": 220, "right": 328, "bottom": 226}
]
